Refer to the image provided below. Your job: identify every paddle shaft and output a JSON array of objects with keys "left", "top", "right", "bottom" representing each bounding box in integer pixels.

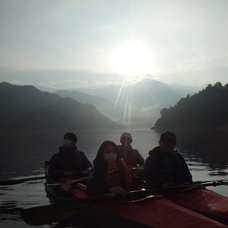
[
  {"left": 21, "top": 191, "right": 162, "bottom": 226},
  {"left": 0, "top": 176, "right": 87, "bottom": 185},
  {"left": 21, "top": 193, "right": 118, "bottom": 226},
  {"left": 121, "top": 180, "right": 227, "bottom": 197},
  {"left": 145, "top": 180, "right": 228, "bottom": 193},
  {"left": 0, "top": 176, "right": 53, "bottom": 185}
]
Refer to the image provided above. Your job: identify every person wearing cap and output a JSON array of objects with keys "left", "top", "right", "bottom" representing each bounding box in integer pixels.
[
  {"left": 117, "top": 132, "right": 145, "bottom": 167},
  {"left": 143, "top": 131, "right": 192, "bottom": 188},
  {"left": 48, "top": 132, "right": 93, "bottom": 179}
]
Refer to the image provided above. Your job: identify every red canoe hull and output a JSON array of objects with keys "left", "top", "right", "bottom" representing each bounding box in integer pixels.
[
  {"left": 163, "top": 187, "right": 228, "bottom": 225},
  {"left": 45, "top": 176, "right": 227, "bottom": 228}
]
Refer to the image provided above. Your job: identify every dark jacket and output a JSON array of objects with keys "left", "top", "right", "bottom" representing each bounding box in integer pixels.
[
  {"left": 48, "top": 146, "right": 93, "bottom": 179},
  {"left": 143, "top": 146, "right": 192, "bottom": 188},
  {"left": 86, "top": 164, "right": 110, "bottom": 196},
  {"left": 86, "top": 159, "right": 133, "bottom": 196},
  {"left": 117, "top": 145, "right": 145, "bottom": 167}
]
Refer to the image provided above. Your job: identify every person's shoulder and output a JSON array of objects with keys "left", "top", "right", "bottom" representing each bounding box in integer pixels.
[
  {"left": 148, "top": 146, "right": 160, "bottom": 155},
  {"left": 50, "top": 151, "right": 61, "bottom": 160},
  {"left": 78, "top": 150, "right": 87, "bottom": 156},
  {"left": 133, "top": 148, "right": 139, "bottom": 154},
  {"left": 145, "top": 153, "right": 158, "bottom": 165},
  {"left": 173, "top": 150, "right": 182, "bottom": 156},
  {"left": 175, "top": 151, "right": 186, "bottom": 160},
  {"left": 132, "top": 149, "right": 143, "bottom": 158},
  {"left": 116, "top": 145, "right": 121, "bottom": 150},
  {"left": 74, "top": 146, "right": 84, "bottom": 154}
]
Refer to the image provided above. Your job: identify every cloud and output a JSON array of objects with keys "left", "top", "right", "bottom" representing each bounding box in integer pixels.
[{"left": 0, "top": 0, "right": 228, "bottom": 89}]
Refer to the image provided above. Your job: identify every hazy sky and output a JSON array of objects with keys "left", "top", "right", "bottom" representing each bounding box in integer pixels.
[{"left": 0, "top": 0, "right": 228, "bottom": 91}]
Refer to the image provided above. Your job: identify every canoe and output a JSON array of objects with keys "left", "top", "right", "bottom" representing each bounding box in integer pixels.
[
  {"left": 44, "top": 166, "right": 227, "bottom": 227},
  {"left": 163, "top": 187, "right": 228, "bottom": 225},
  {"left": 132, "top": 166, "right": 228, "bottom": 225},
  {"left": 45, "top": 177, "right": 228, "bottom": 228}
]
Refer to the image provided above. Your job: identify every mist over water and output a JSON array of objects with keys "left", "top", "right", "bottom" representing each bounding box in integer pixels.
[{"left": 0, "top": 129, "right": 228, "bottom": 227}]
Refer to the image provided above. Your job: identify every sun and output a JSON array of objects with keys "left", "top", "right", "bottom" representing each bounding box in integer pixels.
[{"left": 111, "top": 41, "right": 151, "bottom": 76}]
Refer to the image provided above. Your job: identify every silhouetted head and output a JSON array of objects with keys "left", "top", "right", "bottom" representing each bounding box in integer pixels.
[
  {"left": 159, "top": 131, "right": 176, "bottom": 154},
  {"left": 160, "top": 131, "right": 176, "bottom": 142},
  {"left": 120, "top": 132, "right": 133, "bottom": 146},
  {"left": 93, "top": 140, "right": 120, "bottom": 167},
  {"left": 63, "top": 132, "right": 77, "bottom": 147}
]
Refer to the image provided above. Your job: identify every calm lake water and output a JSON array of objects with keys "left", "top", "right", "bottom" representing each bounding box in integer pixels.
[{"left": 0, "top": 129, "right": 228, "bottom": 227}]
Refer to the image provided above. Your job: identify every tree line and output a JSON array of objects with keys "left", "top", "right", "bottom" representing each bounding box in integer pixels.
[
  {"left": 153, "top": 82, "right": 228, "bottom": 131},
  {"left": 0, "top": 82, "right": 122, "bottom": 131}
]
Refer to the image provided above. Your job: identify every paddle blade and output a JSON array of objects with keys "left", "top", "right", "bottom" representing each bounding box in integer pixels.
[
  {"left": 21, "top": 202, "right": 88, "bottom": 226},
  {"left": 0, "top": 176, "right": 87, "bottom": 186},
  {"left": 0, "top": 176, "right": 48, "bottom": 185},
  {"left": 21, "top": 193, "right": 117, "bottom": 226}
]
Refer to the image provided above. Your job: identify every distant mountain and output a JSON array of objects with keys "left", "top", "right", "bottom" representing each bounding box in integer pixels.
[
  {"left": 0, "top": 82, "right": 122, "bottom": 131},
  {"left": 76, "top": 79, "right": 199, "bottom": 103},
  {"left": 167, "top": 83, "right": 202, "bottom": 96},
  {"left": 126, "top": 79, "right": 183, "bottom": 108},
  {"left": 55, "top": 90, "right": 125, "bottom": 124},
  {"left": 57, "top": 78, "right": 200, "bottom": 128},
  {"left": 153, "top": 82, "right": 228, "bottom": 131}
]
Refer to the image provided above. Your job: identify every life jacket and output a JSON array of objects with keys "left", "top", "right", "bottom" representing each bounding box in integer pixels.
[{"left": 104, "top": 158, "right": 133, "bottom": 191}]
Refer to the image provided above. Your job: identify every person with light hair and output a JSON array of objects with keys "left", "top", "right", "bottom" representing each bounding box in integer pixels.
[{"left": 117, "top": 132, "right": 145, "bottom": 167}]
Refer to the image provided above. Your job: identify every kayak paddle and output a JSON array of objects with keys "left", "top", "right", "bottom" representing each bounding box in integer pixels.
[
  {"left": 21, "top": 193, "right": 118, "bottom": 226},
  {"left": 0, "top": 176, "right": 87, "bottom": 185},
  {"left": 132, "top": 180, "right": 228, "bottom": 196},
  {"left": 21, "top": 191, "right": 162, "bottom": 226},
  {"left": 0, "top": 176, "right": 53, "bottom": 185},
  {"left": 21, "top": 179, "right": 228, "bottom": 226}
]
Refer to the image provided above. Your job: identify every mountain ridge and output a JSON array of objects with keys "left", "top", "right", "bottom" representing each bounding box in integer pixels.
[
  {"left": 55, "top": 78, "right": 200, "bottom": 128},
  {"left": 0, "top": 82, "right": 123, "bottom": 131}
]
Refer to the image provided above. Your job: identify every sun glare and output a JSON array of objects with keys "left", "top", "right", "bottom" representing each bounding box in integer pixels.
[{"left": 111, "top": 41, "right": 151, "bottom": 76}]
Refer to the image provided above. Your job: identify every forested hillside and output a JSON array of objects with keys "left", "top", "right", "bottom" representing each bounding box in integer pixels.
[
  {"left": 153, "top": 82, "right": 228, "bottom": 131},
  {"left": 55, "top": 89, "right": 125, "bottom": 124},
  {"left": 0, "top": 82, "right": 122, "bottom": 131},
  {"left": 55, "top": 78, "right": 198, "bottom": 128}
]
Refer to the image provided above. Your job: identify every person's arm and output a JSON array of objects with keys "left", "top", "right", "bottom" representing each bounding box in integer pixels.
[
  {"left": 87, "top": 168, "right": 126, "bottom": 197},
  {"left": 48, "top": 153, "right": 65, "bottom": 177},
  {"left": 143, "top": 155, "right": 166, "bottom": 188},
  {"left": 86, "top": 167, "right": 110, "bottom": 196},
  {"left": 79, "top": 152, "right": 93, "bottom": 176},
  {"left": 82, "top": 152, "right": 93, "bottom": 170},
  {"left": 178, "top": 154, "right": 193, "bottom": 184},
  {"left": 134, "top": 149, "right": 145, "bottom": 166}
]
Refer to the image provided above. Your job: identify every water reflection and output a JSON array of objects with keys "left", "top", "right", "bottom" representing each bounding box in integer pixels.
[
  {"left": 0, "top": 129, "right": 227, "bottom": 227},
  {"left": 1, "top": 129, "right": 228, "bottom": 179},
  {"left": 176, "top": 129, "right": 228, "bottom": 172},
  {"left": 0, "top": 201, "right": 23, "bottom": 227}
]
